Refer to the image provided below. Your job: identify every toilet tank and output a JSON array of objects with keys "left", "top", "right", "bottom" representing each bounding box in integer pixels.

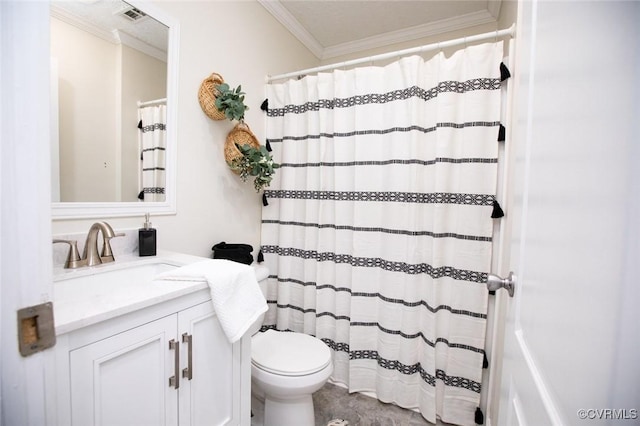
[
  {"left": 253, "top": 264, "right": 269, "bottom": 295},
  {"left": 247, "top": 263, "right": 269, "bottom": 336}
]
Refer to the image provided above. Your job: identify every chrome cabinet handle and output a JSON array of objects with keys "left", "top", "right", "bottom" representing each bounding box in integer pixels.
[
  {"left": 169, "top": 339, "right": 180, "bottom": 389},
  {"left": 182, "top": 333, "right": 193, "bottom": 380}
]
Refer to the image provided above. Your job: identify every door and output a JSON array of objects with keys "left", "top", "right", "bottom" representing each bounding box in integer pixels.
[
  {"left": 498, "top": 1, "right": 640, "bottom": 425},
  {"left": 178, "top": 301, "right": 243, "bottom": 426},
  {"left": 69, "top": 315, "right": 179, "bottom": 426},
  {"left": 1, "top": 2, "right": 55, "bottom": 425}
]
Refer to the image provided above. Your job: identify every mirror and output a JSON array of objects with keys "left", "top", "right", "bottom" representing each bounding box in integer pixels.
[{"left": 50, "top": 0, "right": 178, "bottom": 219}]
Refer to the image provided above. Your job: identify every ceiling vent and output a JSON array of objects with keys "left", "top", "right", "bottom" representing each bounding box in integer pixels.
[{"left": 113, "top": 2, "right": 147, "bottom": 22}]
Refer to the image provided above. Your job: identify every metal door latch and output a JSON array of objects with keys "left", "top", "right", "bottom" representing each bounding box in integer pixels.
[{"left": 17, "top": 302, "right": 56, "bottom": 356}]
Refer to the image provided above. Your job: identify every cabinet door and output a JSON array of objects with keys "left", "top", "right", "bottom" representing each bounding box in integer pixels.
[
  {"left": 178, "top": 301, "right": 242, "bottom": 426},
  {"left": 69, "top": 315, "right": 179, "bottom": 426}
]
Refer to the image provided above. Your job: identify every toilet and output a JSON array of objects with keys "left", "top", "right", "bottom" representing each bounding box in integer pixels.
[{"left": 250, "top": 265, "right": 333, "bottom": 426}]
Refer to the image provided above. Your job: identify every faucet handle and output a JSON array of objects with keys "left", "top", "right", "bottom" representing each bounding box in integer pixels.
[
  {"left": 53, "top": 239, "right": 83, "bottom": 269},
  {"left": 101, "top": 232, "right": 125, "bottom": 263}
]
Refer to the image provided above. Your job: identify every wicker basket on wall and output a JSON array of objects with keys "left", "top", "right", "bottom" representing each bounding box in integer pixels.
[
  {"left": 198, "top": 73, "right": 226, "bottom": 121},
  {"left": 224, "top": 122, "right": 261, "bottom": 173}
]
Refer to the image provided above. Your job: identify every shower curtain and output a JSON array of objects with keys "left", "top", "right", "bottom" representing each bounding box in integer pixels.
[
  {"left": 261, "top": 41, "right": 504, "bottom": 426},
  {"left": 138, "top": 104, "right": 166, "bottom": 201}
]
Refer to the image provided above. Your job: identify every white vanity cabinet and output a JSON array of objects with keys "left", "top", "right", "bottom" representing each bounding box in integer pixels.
[{"left": 52, "top": 290, "right": 250, "bottom": 426}]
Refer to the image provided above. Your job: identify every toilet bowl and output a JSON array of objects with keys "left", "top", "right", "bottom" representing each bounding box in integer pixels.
[
  {"left": 252, "top": 329, "right": 333, "bottom": 426},
  {"left": 250, "top": 266, "right": 333, "bottom": 426}
]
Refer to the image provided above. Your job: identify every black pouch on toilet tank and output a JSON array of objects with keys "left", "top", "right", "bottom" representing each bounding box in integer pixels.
[{"left": 211, "top": 242, "right": 254, "bottom": 265}]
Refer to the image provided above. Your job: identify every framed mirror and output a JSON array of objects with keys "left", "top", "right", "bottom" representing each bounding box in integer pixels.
[{"left": 50, "top": 0, "right": 179, "bottom": 219}]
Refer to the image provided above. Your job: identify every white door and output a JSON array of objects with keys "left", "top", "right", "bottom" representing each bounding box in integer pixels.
[
  {"left": 498, "top": 1, "right": 640, "bottom": 425},
  {"left": 1, "top": 2, "right": 55, "bottom": 425}
]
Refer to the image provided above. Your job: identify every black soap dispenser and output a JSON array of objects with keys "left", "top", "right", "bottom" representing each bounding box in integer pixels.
[{"left": 138, "top": 213, "right": 156, "bottom": 256}]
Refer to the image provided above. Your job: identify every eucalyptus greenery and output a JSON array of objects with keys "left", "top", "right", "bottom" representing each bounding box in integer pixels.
[
  {"left": 214, "top": 83, "right": 249, "bottom": 121},
  {"left": 230, "top": 143, "right": 280, "bottom": 192}
]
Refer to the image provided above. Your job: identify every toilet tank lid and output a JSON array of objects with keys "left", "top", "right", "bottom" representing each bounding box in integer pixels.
[{"left": 252, "top": 264, "right": 269, "bottom": 282}]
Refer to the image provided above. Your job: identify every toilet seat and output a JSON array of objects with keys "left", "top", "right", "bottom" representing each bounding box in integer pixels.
[{"left": 252, "top": 330, "right": 331, "bottom": 376}]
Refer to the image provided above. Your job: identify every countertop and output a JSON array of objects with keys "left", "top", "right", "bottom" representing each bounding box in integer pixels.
[{"left": 53, "top": 250, "right": 210, "bottom": 335}]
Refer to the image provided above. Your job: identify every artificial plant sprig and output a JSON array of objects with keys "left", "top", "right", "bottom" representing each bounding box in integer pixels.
[
  {"left": 214, "top": 83, "right": 249, "bottom": 121},
  {"left": 230, "top": 143, "right": 280, "bottom": 192}
]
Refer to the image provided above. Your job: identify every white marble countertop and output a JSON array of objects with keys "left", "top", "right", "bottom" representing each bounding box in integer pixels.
[{"left": 53, "top": 250, "right": 209, "bottom": 335}]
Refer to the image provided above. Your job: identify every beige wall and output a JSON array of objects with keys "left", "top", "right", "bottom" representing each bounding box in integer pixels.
[
  {"left": 52, "top": 0, "right": 319, "bottom": 259},
  {"left": 52, "top": 17, "right": 117, "bottom": 202}
]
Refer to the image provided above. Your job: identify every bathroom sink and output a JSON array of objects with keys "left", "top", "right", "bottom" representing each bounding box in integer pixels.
[
  {"left": 54, "top": 260, "right": 180, "bottom": 301},
  {"left": 52, "top": 257, "right": 210, "bottom": 334},
  {"left": 54, "top": 261, "right": 178, "bottom": 287}
]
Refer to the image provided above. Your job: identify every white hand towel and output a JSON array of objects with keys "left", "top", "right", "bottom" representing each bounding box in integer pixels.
[{"left": 154, "top": 259, "right": 267, "bottom": 343}]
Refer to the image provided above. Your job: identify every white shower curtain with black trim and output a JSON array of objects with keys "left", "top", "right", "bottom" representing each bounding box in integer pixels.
[
  {"left": 261, "top": 42, "right": 504, "bottom": 426},
  {"left": 138, "top": 104, "right": 166, "bottom": 201}
]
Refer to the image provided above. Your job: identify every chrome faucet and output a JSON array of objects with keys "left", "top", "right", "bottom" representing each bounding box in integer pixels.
[{"left": 53, "top": 222, "right": 124, "bottom": 269}]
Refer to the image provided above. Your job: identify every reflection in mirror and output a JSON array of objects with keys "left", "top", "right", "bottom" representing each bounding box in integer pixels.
[{"left": 50, "top": 0, "right": 178, "bottom": 219}]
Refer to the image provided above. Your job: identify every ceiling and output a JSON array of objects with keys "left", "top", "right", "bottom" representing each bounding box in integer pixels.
[
  {"left": 258, "top": 0, "right": 502, "bottom": 60},
  {"left": 50, "top": 0, "right": 169, "bottom": 60}
]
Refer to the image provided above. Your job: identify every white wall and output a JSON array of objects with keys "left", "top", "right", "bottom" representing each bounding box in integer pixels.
[{"left": 51, "top": 1, "right": 319, "bottom": 260}]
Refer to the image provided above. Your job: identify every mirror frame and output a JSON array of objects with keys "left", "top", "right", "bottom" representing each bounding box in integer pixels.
[{"left": 51, "top": 0, "right": 179, "bottom": 219}]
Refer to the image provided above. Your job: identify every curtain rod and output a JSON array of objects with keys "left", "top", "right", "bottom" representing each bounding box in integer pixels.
[
  {"left": 137, "top": 98, "right": 167, "bottom": 107},
  {"left": 267, "top": 24, "right": 515, "bottom": 83}
]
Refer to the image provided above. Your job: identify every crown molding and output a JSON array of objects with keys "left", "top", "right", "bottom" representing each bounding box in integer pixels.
[
  {"left": 322, "top": 10, "right": 499, "bottom": 60},
  {"left": 257, "top": 0, "right": 324, "bottom": 58},
  {"left": 113, "top": 29, "right": 167, "bottom": 62},
  {"left": 259, "top": 1, "right": 501, "bottom": 60},
  {"left": 487, "top": 0, "right": 502, "bottom": 19}
]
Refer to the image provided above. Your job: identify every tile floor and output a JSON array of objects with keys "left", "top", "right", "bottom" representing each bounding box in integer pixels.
[
  {"left": 313, "top": 382, "right": 434, "bottom": 426},
  {"left": 251, "top": 382, "right": 441, "bottom": 426}
]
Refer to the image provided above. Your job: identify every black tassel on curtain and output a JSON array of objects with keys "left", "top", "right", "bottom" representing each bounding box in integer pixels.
[
  {"left": 262, "top": 100, "right": 272, "bottom": 152},
  {"left": 500, "top": 62, "right": 511, "bottom": 82},
  {"left": 497, "top": 124, "right": 506, "bottom": 142},
  {"left": 475, "top": 407, "right": 485, "bottom": 425},
  {"left": 492, "top": 200, "right": 505, "bottom": 219}
]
